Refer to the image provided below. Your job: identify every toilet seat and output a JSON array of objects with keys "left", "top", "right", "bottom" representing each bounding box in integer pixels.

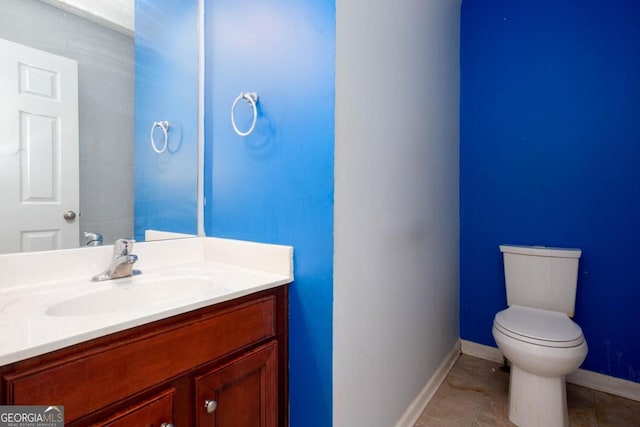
[{"left": 494, "top": 305, "right": 585, "bottom": 348}]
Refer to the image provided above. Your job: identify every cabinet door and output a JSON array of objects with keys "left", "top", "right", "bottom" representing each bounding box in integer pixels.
[
  {"left": 195, "top": 342, "right": 277, "bottom": 427},
  {"left": 91, "top": 388, "right": 175, "bottom": 427}
]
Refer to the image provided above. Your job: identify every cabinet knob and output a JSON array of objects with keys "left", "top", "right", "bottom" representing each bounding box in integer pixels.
[
  {"left": 204, "top": 399, "right": 218, "bottom": 413},
  {"left": 160, "top": 424, "right": 174, "bottom": 427}
]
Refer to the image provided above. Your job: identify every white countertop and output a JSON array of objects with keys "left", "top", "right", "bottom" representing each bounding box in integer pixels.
[{"left": 0, "top": 237, "right": 293, "bottom": 366}]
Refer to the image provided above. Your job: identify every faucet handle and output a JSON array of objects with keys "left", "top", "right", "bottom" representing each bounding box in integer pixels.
[
  {"left": 84, "top": 232, "right": 103, "bottom": 246},
  {"left": 113, "top": 238, "right": 135, "bottom": 256}
]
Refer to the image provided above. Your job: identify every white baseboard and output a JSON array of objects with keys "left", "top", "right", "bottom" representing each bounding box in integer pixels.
[
  {"left": 567, "top": 368, "right": 640, "bottom": 402},
  {"left": 460, "top": 339, "right": 503, "bottom": 363},
  {"left": 394, "top": 340, "right": 461, "bottom": 427},
  {"left": 460, "top": 339, "right": 640, "bottom": 402}
]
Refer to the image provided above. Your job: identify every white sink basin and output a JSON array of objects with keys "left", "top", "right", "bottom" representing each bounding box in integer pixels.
[{"left": 46, "top": 277, "right": 232, "bottom": 317}]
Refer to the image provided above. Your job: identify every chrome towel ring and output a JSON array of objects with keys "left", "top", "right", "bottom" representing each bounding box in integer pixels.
[
  {"left": 231, "top": 92, "right": 259, "bottom": 136},
  {"left": 150, "top": 120, "right": 170, "bottom": 153}
]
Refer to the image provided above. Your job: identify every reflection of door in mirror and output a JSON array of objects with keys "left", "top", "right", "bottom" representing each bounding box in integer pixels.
[
  {"left": 0, "top": 0, "right": 135, "bottom": 253},
  {"left": 0, "top": 38, "right": 79, "bottom": 253}
]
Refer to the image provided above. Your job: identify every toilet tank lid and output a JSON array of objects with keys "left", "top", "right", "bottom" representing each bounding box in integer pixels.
[{"left": 499, "top": 244, "right": 582, "bottom": 258}]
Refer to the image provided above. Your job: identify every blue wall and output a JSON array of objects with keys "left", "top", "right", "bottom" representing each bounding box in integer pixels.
[
  {"left": 204, "top": 0, "right": 335, "bottom": 425},
  {"left": 134, "top": 0, "right": 199, "bottom": 241},
  {"left": 460, "top": 0, "right": 640, "bottom": 382}
]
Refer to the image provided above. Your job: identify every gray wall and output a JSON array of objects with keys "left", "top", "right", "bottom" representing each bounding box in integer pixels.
[
  {"left": 334, "top": 0, "right": 461, "bottom": 424},
  {"left": 0, "top": 0, "right": 134, "bottom": 247}
]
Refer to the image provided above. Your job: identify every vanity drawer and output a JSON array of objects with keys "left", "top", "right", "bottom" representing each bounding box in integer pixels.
[
  {"left": 4, "top": 296, "right": 276, "bottom": 423},
  {"left": 91, "top": 388, "right": 175, "bottom": 427}
]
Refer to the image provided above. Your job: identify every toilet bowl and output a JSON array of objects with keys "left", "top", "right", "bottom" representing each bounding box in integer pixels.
[
  {"left": 493, "top": 305, "right": 588, "bottom": 427},
  {"left": 494, "top": 245, "right": 588, "bottom": 427}
]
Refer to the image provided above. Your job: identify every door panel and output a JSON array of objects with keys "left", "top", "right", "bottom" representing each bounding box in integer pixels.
[{"left": 0, "top": 37, "right": 79, "bottom": 253}]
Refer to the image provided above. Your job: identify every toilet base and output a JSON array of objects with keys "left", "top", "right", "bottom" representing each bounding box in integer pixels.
[{"left": 508, "top": 365, "right": 569, "bottom": 427}]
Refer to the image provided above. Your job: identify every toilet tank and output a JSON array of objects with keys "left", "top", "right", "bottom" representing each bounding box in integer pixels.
[{"left": 500, "top": 245, "right": 582, "bottom": 317}]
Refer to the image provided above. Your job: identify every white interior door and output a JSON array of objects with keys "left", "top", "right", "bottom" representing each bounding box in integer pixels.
[{"left": 0, "top": 38, "right": 79, "bottom": 253}]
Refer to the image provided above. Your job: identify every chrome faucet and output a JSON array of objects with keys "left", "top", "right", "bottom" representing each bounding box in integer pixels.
[
  {"left": 84, "top": 232, "right": 103, "bottom": 246},
  {"left": 92, "top": 239, "right": 140, "bottom": 282}
]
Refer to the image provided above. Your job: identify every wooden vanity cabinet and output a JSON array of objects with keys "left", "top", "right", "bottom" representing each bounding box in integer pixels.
[{"left": 0, "top": 285, "right": 288, "bottom": 427}]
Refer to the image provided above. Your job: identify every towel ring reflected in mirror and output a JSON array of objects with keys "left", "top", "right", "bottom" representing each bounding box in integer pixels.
[{"left": 150, "top": 120, "right": 170, "bottom": 153}]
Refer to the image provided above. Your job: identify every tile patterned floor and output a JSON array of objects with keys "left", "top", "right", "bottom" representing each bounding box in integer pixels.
[{"left": 414, "top": 354, "right": 640, "bottom": 427}]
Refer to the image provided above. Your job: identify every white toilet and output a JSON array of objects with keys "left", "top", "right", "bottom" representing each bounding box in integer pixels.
[{"left": 492, "top": 245, "right": 588, "bottom": 427}]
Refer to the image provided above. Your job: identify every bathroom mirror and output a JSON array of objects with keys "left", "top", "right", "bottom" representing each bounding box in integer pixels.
[{"left": 0, "top": 0, "right": 199, "bottom": 254}]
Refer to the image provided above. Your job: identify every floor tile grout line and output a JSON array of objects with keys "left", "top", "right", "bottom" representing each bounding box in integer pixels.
[
  {"left": 589, "top": 388, "right": 601, "bottom": 427},
  {"left": 470, "top": 394, "right": 487, "bottom": 427}
]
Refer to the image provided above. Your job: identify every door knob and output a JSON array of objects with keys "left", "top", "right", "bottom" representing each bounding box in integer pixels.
[
  {"left": 160, "top": 423, "right": 174, "bottom": 427},
  {"left": 63, "top": 210, "right": 76, "bottom": 221},
  {"left": 204, "top": 399, "right": 218, "bottom": 413}
]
